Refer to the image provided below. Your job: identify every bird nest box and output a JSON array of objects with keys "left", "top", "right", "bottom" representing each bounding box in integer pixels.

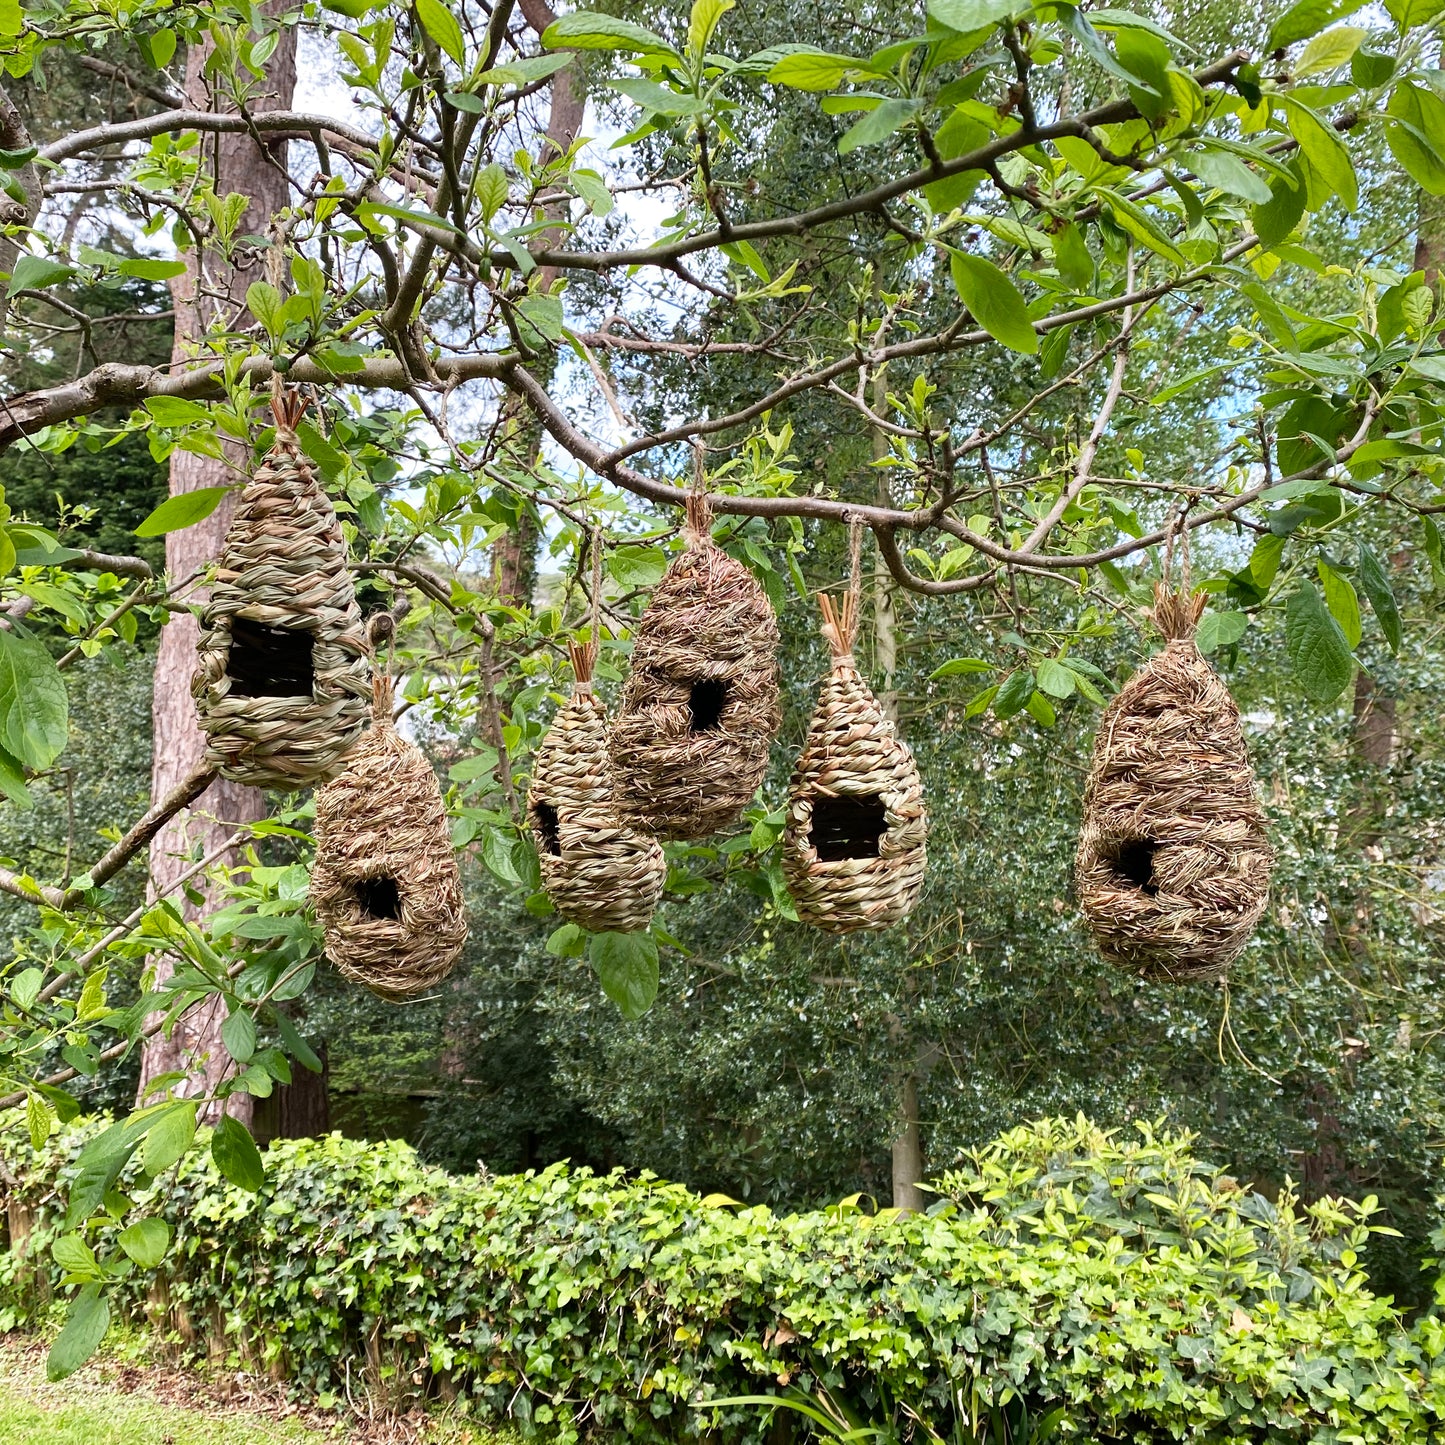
[
  {"left": 783, "top": 592, "right": 927, "bottom": 932},
  {"left": 529, "top": 638, "right": 666, "bottom": 933},
  {"left": 311, "top": 675, "right": 468, "bottom": 1000},
  {"left": 609, "top": 494, "right": 781, "bottom": 840},
  {"left": 192, "top": 391, "right": 370, "bottom": 789},
  {"left": 1075, "top": 587, "right": 1273, "bottom": 983}
]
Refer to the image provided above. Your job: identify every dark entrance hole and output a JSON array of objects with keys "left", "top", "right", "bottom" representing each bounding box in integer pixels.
[
  {"left": 810, "top": 794, "right": 888, "bottom": 862},
  {"left": 533, "top": 802, "right": 562, "bottom": 857},
  {"left": 687, "top": 677, "right": 729, "bottom": 733},
  {"left": 354, "top": 875, "right": 400, "bottom": 920},
  {"left": 1108, "top": 838, "right": 1159, "bottom": 895},
  {"left": 226, "top": 615, "right": 315, "bottom": 698}
]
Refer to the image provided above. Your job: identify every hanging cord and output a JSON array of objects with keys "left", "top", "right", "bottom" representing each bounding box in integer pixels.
[
  {"left": 1153, "top": 501, "right": 1203, "bottom": 641},
  {"left": 820, "top": 515, "right": 864, "bottom": 667},
  {"left": 568, "top": 527, "right": 602, "bottom": 690},
  {"left": 365, "top": 613, "right": 397, "bottom": 726},
  {"left": 684, "top": 440, "right": 712, "bottom": 542}
]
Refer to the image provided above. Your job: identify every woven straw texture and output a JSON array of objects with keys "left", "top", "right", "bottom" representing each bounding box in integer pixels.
[
  {"left": 783, "top": 591, "right": 927, "bottom": 933},
  {"left": 529, "top": 640, "right": 666, "bottom": 933},
  {"left": 609, "top": 497, "right": 781, "bottom": 841},
  {"left": 1075, "top": 587, "right": 1273, "bottom": 983},
  {"left": 192, "top": 393, "right": 370, "bottom": 789},
  {"left": 311, "top": 676, "right": 467, "bottom": 1000}
]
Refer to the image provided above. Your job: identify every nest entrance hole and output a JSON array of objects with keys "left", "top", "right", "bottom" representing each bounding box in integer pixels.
[
  {"left": 533, "top": 802, "right": 561, "bottom": 857},
  {"left": 353, "top": 875, "right": 401, "bottom": 920},
  {"left": 227, "top": 616, "right": 315, "bottom": 698},
  {"left": 1107, "top": 838, "right": 1160, "bottom": 895},
  {"left": 810, "top": 794, "right": 888, "bottom": 862},
  {"left": 687, "top": 678, "right": 729, "bottom": 733}
]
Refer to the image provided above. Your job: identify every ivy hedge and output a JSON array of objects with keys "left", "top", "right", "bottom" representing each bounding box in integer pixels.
[{"left": 4, "top": 1113, "right": 1445, "bottom": 1442}]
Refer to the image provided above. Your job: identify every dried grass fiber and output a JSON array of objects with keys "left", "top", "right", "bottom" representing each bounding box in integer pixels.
[
  {"left": 311, "top": 675, "right": 467, "bottom": 1000},
  {"left": 783, "top": 588, "right": 926, "bottom": 932},
  {"left": 610, "top": 495, "right": 781, "bottom": 840},
  {"left": 193, "top": 392, "right": 370, "bottom": 789},
  {"left": 1075, "top": 587, "right": 1273, "bottom": 983},
  {"left": 529, "top": 638, "right": 666, "bottom": 933}
]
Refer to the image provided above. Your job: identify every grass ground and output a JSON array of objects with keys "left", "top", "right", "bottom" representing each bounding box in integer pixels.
[{"left": 0, "top": 1335, "right": 507, "bottom": 1445}]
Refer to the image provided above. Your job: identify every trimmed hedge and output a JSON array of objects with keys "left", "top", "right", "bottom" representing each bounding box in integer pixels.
[{"left": 4, "top": 1113, "right": 1445, "bottom": 1442}]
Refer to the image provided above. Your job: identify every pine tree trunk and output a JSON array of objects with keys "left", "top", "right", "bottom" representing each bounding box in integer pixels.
[{"left": 137, "top": 28, "right": 298, "bottom": 1121}]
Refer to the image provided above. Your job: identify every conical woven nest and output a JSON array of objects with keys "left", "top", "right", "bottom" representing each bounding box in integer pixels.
[
  {"left": 609, "top": 494, "right": 781, "bottom": 841},
  {"left": 783, "top": 591, "right": 927, "bottom": 933},
  {"left": 311, "top": 676, "right": 467, "bottom": 1000},
  {"left": 1075, "top": 587, "right": 1273, "bottom": 983},
  {"left": 192, "top": 390, "right": 371, "bottom": 789},
  {"left": 529, "top": 637, "right": 666, "bottom": 933}
]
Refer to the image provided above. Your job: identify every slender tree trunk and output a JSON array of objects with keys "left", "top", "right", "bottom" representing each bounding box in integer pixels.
[{"left": 137, "top": 28, "right": 298, "bottom": 1120}]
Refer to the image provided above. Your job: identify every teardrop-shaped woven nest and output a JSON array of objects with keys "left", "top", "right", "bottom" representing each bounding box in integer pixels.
[
  {"left": 311, "top": 679, "right": 467, "bottom": 1001},
  {"left": 610, "top": 515, "right": 781, "bottom": 841},
  {"left": 1075, "top": 589, "right": 1273, "bottom": 983},
  {"left": 530, "top": 665, "right": 666, "bottom": 934},
  {"left": 783, "top": 658, "right": 927, "bottom": 934},
  {"left": 193, "top": 403, "right": 370, "bottom": 790}
]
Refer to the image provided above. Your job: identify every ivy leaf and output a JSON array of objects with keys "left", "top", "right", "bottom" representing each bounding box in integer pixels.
[
  {"left": 414, "top": 0, "right": 465, "bottom": 66},
  {"left": 211, "top": 1114, "right": 265, "bottom": 1193},
  {"left": 589, "top": 931, "right": 660, "bottom": 1020},
  {"left": 46, "top": 1286, "right": 109, "bottom": 1382},
  {"left": 134, "top": 487, "right": 232, "bottom": 538},
  {"left": 117, "top": 1217, "right": 170, "bottom": 1270},
  {"left": 1356, "top": 545, "right": 1401, "bottom": 654},
  {"left": 0, "top": 630, "right": 68, "bottom": 771},
  {"left": 948, "top": 251, "right": 1037, "bottom": 354},
  {"left": 1285, "top": 581, "right": 1354, "bottom": 702}
]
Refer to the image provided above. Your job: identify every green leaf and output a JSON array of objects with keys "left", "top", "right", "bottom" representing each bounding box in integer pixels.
[
  {"left": 117, "top": 257, "right": 186, "bottom": 280},
  {"left": 1096, "top": 187, "right": 1187, "bottom": 267},
  {"left": 546, "top": 922, "right": 587, "bottom": 958},
  {"left": 475, "top": 163, "right": 509, "bottom": 223},
  {"left": 1195, "top": 610, "right": 1249, "bottom": 654},
  {"left": 134, "top": 486, "right": 231, "bottom": 537},
  {"left": 838, "top": 98, "right": 922, "bottom": 154},
  {"left": 46, "top": 1286, "right": 109, "bottom": 1381},
  {"left": 1295, "top": 25, "right": 1365, "bottom": 76},
  {"left": 1356, "top": 545, "right": 1401, "bottom": 655},
  {"left": 1035, "top": 658, "right": 1076, "bottom": 699},
  {"left": 142, "top": 1101, "right": 196, "bottom": 1175},
  {"left": 948, "top": 251, "right": 1037, "bottom": 354},
  {"left": 687, "top": 0, "right": 734, "bottom": 58},
  {"left": 992, "top": 667, "right": 1036, "bottom": 718},
  {"left": 26, "top": 1092, "right": 52, "bottom": 1150},
  {"left": 414, "top": 0, "right": 465, "bottom": 65},
  {"left": 117, "top": 1217, "right": 170, "bottom": 1270},
  {"left": 542, "top": 12, "right": 680, "bottom": 59},
  {"left": 1189, "top": 145, "right": 1272, "bottom": 204},
  {"left": 143, "top": 396, "right": 211, "bottom": 427},
  {"left": 211, "top": 1114, "right": 265, "bottom": 1192},
  {"left": 1317, "top": 560, "right": 1361, "bottom": 648},
  {"left": 0, "top": 743, "right": 32, "bottom": 807},
  {"left": 589, "top": 930, "right": 659, "bottom": 1020},
  {"left": 221, "top": 1008, "right": 257, "bottom": 1064},
  {"left": 245, "top": 281, "right": 283, "bottom": 338},
  {"left": 7, "top": 254, "right": 77, "bottom": 298},
  {"left": 609, "top": 77, "right": 707, "bottom": 117},
  {"left": 928, "top": 0, "right": 1020, "bottom": 30},
  {"left": 1278, "top": 96, "right": 1357, "bottom": 211},
  {"left": 1267, "top": 0, "right": 1363, "bottom": 50},
  {"left": 1252, "top": 163, "right": 1306, "bottom": 247},
  {"left": 1385, "top": 83, "right": 1445, "bottom": 196},
  {"left": 1285, "top": 581, "right": 1354, "bottom": 702},
  {"left": 1052, "top": 222, "right": 1093, "bottom": 289},
  {"left": 0, "top": 630, "right": 68, "bottom": 771},
  {"left": 766, "top": 48, "right": 873, "bottom": 90},
  {"left": 930, "top": 657, "right": 992, "bottom": 680}
]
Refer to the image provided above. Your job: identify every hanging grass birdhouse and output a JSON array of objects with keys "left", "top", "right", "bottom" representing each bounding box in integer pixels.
[
  {"left": 529, "top": 633, "right": 666, "bottom": 933},
  {"left": 311, "top": 674, "right": 467, "bottom": 1000},
  {"left": 192, "top": 388, "right": 370, "bottom": 789},
  {"left": 610, "top": 491, "right": 781, "bottom": 840},
  {"left": 783, "top": 580, "right": 927, "bottom": 933},
  {"left": 1075, "top": 585, "right": 1273, "bottom": 983}
]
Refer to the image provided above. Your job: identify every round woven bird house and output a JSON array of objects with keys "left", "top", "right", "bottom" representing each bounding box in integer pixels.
[
  {"left": 783, "top": 587, "right": 927, "bottom": 933},
  {"left": 609, "top": 493, "right": 781, "bottom": 841},
  {"left": 311, "top": 675, "right": 467, "bottom": 1000},
  {"left": 192, "top": 389, "right": 370, "bottom": 789},
  {"left": 528, "top": 637, "right": 666, "bottom": 933},
  {"left": 1075, "top": 586, "right": 1273, "bottom": 983}
]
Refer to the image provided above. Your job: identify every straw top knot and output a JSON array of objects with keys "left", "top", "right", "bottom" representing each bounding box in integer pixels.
[
  {"left": 568, "top": 637, "right": 597, "bottom": 693},
  {"left": 819, "top": 591, "right": 859, "bottom": 667},
  {"left": 683, "top": 488, "right": 713, "bottom": 544},
  {"left": 269, "top": 377, "right": 308, "bottom": 447},
  {"left": 1149, "top": 584, "right": 1206, "bottom": 643},
  {"left": 371, "top": 671, "right": 396, "bottom": 728}
]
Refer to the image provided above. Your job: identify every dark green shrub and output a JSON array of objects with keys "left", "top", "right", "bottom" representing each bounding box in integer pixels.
[{"left": 5, "top": 1113, "right": 1445, "bottom": 1442}]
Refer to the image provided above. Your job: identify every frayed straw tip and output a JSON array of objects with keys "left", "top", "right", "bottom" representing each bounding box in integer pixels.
[{"left": 1149, "top": 586, "right": 1207, "bottom": 642}]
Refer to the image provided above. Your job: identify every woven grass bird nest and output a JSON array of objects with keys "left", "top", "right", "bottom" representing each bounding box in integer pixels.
[
  {"left": 311, "top": 675, "right": 467, "bottom": 1000},
  {"left": 1075, "top": 586, "right": 1273, "bottom": 983},
  {"left": 609, "top": 493, "right": 781, "bottom": 840},
  {"left": 192, "top": 389, "right": 370, "bottom": 789},
  {"left": 529, "top": 635, "right": 666, "bottom": 933},
  {"left": 783, "top": 586, "right": 927, "bottom": 933}
]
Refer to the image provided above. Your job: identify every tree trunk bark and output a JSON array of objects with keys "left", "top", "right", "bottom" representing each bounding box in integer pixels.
[{"left": 137, "top": 27, "right": 298, "bottom": 1121}]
